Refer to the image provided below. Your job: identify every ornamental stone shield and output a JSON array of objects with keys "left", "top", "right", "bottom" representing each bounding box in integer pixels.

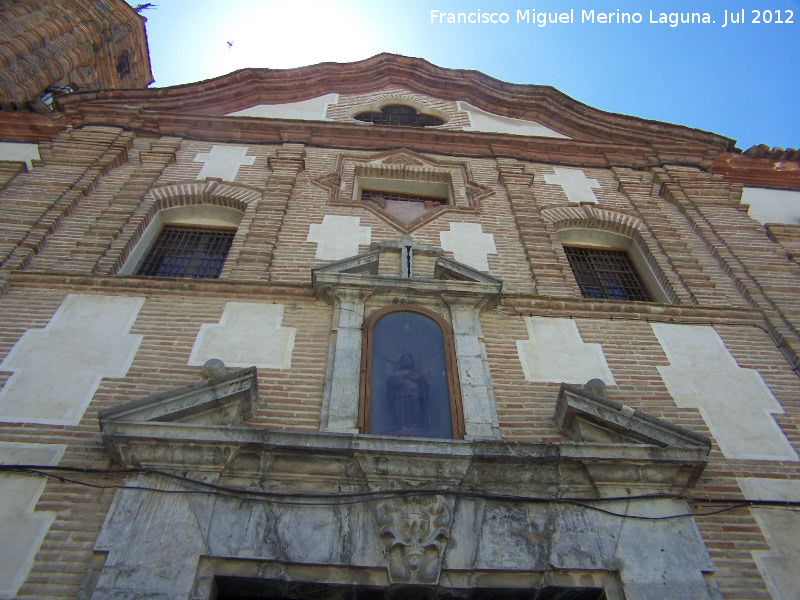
[{"left": 376, "top": 494, "right": 453, "bottom": 584}]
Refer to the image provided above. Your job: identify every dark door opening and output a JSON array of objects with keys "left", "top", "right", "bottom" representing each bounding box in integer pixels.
[{"left": 216, "top": 578, "right": 607, "bottom": 600}]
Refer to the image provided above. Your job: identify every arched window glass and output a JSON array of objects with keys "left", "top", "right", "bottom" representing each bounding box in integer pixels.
[
  {"left": 353, "top": 104, "right": 445, "bottom": 127},
  {"left": 359, "top": 306, "right": 463, "bottom": 439}
]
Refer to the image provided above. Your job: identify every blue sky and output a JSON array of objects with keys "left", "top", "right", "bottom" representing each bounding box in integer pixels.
[{"left": 131, "top": 0, "right": 799, "bottom": 150}]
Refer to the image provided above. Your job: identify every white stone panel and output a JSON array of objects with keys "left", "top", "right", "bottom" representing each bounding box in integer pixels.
[
  {"left": 615, "top": 498, "right": 716, "bottom": 600},
  {"left": 742, "top": 187, "right": 800, "bottom": 226},
  {"left": 306, "top": 215, "right": 371, "bottom": 261},
  {"left": 737, "top": 478, "right": 800, "bottom": 600},
  {"left": 457, "top": 102, "right": 568, "bottom": 138},
  {"left": 0, "top": 141, "right": 40, "bottom": 170},
  {"left": 188, "top": 303, "right": 295, "bottom": 370},
  {"left": 193, "top": 145, "right": 255, "bottom": 181},
  {"left": 226, "top": 94, "right": 339, "bottom": 120},
  {"left": 543, "top": 167, "right": 601, "bottom": 204},
  {"left": 451, "top": 307, "right": 500, "bottom": 439},
  {"left": 0, "top": 442, "right": 66, "bottom": 599},
  {"left": 322, "top": 293, "right": 364, "bottom": 434},
  {"left": 652, "top": 324, "right": 798, "bottom": 461},
  {"left": 516, "top": 317, "right": 616, "bottom": 384},
  {"left": 0, "top": 294, "right": 144, "bottom": 425},
  {"left": 439, "top": 222, "right": 497, "bottom": 271}
]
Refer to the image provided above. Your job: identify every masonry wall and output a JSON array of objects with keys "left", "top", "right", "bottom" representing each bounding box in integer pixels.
[
  {"left": 0, "top": 0, "right": 151, "bottom": 109},
  {"left": 0, "top": 118, "right": 799, "bottom": 599}
]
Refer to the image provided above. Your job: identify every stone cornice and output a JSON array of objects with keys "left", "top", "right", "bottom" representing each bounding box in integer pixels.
[
  {"left": 4, "top": 272, "right": 770, "bottom": 325},
  {"left": 100, "top": 421, "right": 709, "bottom": 495},
  {"left": 712, "top": 151, "right": 800, "bottom": 191},
  {"left": 56, "top": 109, "right": 724, "bottom": 171},
  {"left": 556, "top": 383, "right": 712, "bottom": 451},
  {"left": 56, "top": 53, "right": 733, "bottom": 153}
]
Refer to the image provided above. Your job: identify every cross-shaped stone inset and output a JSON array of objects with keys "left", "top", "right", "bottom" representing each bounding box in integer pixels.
[
  {"left": 0, "top": 442, "right": 66, "bottom": 599},
  {"left": 439, "top": 222, "right": 497, "bottom": 272},
  {"left": 307, "top": 215, "right": 371, "bottom": 261},
  {"left": 193, "top": 145, "right": 256, "bottom": 181},
  {"left": 0, "top": 294, "right": 144, "bottom": 425},
  {"left": 188, "top": 303, "right": 296, "bottom": 370},
  {"left": 652, "top": 323, "right": 798, "bottom": 461},
  {"left": 543, "top": 167, "right": 602, "bottom": 204}
]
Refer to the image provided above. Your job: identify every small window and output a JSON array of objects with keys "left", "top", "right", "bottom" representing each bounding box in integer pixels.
[
  {"left": 359, "top": 306, "right": 464, "bottom": 439},
  {"left": 136, "top": 225, "right": 235, "bottom": 279},
  {"left": 116, "top": 51, "right": 131, "bottom": 77},
  {"left": 353, "top": 105, "right": 444, "bottom": 127},
  {"left": 361, "top": 189, "right": 447, "bottom": 227},
  {"left": 564, "top": 246, "right": 653, "bottom": 301}
]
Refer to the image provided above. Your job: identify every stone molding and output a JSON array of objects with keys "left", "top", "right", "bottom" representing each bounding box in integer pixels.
[
  {"left": 99, "top": 377, "right": 709, "bottom": 495},
  {"left": 57, "top": 54, "right": 733, "bottom": 153},
  {"left": 556, "top": 383, "right": 712, "bottom": 451},
  {"left": 312, "top": 150, "right": 489, "bottom": 233},
  {"left": 88, "top": 368, "right": 718, "bottom": 600}
]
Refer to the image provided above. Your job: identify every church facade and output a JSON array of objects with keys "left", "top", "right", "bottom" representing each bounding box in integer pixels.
[{"left": 0, "top": 29, "right": 799, "bottom": 600}]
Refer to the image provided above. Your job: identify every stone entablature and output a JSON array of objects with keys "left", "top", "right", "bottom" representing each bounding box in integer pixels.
[{"left": 88, "top": 370, "right": 717, "bottom": 600}]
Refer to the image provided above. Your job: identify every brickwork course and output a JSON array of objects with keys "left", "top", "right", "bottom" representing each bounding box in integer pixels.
[
  {"left": 0, "top": 12, "right": 799, "bottom": 600},
  {"left": 0, "top": 0, "right": 152, "bottom": 111}
]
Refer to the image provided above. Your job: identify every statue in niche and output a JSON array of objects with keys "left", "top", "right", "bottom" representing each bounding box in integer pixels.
[{"left": 386, "top": 353, "right": 429, "bottom": 435}]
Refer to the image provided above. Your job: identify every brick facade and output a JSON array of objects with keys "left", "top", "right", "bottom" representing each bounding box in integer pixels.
[{"left": 0, "top": 50, "right": 799, "bottom": 600}]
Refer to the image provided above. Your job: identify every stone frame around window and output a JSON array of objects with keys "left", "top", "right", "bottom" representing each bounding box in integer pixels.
[
  {"left": 312, "top": 243, "right": 503, "bottom": 441},
  {"left": 311, "top": 150, "right": 493, "bottom": 234}
]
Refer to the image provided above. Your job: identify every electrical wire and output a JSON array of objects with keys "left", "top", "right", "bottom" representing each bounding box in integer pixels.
[{"left": 3, "top": 464, "right": 797, "bottom": 519}]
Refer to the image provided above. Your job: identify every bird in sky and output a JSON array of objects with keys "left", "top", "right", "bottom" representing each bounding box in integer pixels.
[{"left": 227, "top": 41, "right": 234, "bottom": 49}]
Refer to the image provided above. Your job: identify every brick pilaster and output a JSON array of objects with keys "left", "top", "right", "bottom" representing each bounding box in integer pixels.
[
  {"left": 229, "top": 143, "right": 306, "bottom": 280},
  {"left": 496, "top": 157, "right": 571, "bottom": 296},
  {"left": 0, "top": 126, "right": 134, "bottom": 277}
]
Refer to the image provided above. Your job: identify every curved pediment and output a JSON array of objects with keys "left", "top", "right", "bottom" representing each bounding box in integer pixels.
[{"left": 58, "top": 53, "right": 733, "bottom": 151}]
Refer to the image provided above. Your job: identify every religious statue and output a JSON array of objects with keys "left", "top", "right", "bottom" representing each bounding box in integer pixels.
[{"left": 385, "top": 354, "right": 429, "bottom": 435}]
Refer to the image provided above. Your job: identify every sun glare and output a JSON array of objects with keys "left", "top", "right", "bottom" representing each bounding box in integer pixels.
[{"left": 212, "top": 1, "right": 383, "bottom": 75}]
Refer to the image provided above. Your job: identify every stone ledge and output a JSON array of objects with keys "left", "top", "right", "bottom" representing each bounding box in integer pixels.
[{"left": 556, "top": 383, "right": 712, "bottom": 451}]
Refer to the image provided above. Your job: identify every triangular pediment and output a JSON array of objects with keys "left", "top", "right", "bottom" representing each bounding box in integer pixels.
[
  {"left": 98, "top": 367, "right": 258, "bottom": 428},
  {"left": 556, "top": 383, "right": 712, "bottom": 452},
  {"left": 311, "top": 242, "right": 502, "bottom": 286}
]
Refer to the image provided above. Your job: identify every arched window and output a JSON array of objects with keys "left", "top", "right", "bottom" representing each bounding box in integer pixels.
[
  {"left": 136, "top": 225, "right": 235, "bottom": 279},
  {"left": 358, "top": 305, "right": 464, "bottom": 439},
  {"left": 557, "top": 227, "right": 674, "bottom": 303},
  {"left": 118, "top": 203, "right": 244, "bottom": 278},
  {"left": 563, "top": 246, "right": 652, "bottom": 301},
  {"left": 353, "top": 104, "right": 445, "bottom": 127}
]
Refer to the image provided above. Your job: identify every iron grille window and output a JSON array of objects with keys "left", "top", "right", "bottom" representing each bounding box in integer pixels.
[
  {"left": 361, "top": 190, "right": 446, "bottom": 208},
  {"left": 136, "top": 226, "right": 235, "bottom": 279},
  {"left": 564, "top": 246, "right": 653, "bottom": 301},
  {"left": 353, "top": 105, "right": 444, "bottom": 127}
]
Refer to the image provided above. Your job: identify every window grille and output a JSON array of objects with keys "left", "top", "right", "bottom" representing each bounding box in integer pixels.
[
  {"left": 361, "top": 190, "right": 446, "bottom": 209},
  {"left": 136, "top": 226, "right": 235, "bottom": 279},
  {"left": 353, "top": 104, "right": 444, "bottom": 127},
  {"left": 564, "top": 246, "right": 653, "bottom": 301}
]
